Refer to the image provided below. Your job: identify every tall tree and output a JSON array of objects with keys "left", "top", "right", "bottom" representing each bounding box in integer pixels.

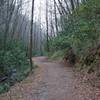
[
  {"left": 46, "top": 0, "right": 49, "bottom": 52},
  {"left": 30, "top": 0, "right": 35, "bottom": 70},
  {"left": 70, "top": 0, "right": 75, "bottom": 10},
  {"left": 58, "top": 0, "right": 68, "bottom": 15},
  {"left": 54, "top": 0, "right": 63, "bottom": 15},
  {"left": 39, "top": 0, "right": 42, "bottom": 55},
  {"left": 64, "top": 0, "right": 71, "bottom": 14},
  {"left": 54, "top": 0, "right": 58, "bottom": 34}
]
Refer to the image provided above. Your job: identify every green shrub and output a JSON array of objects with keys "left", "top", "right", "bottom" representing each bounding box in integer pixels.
[
  {"left": 0, "top": 41, "right": 30, "bottom": 93},
  {"left": 49, "top": 0, "right": 100, "bottom": 55}
]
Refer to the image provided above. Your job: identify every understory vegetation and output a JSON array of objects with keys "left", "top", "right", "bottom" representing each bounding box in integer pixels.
[
  {"left": 0, "top": 0, "right": 32, "bottom": 94},
  {"left": 49, "top": 0, "right": 100, "bottom": 78},
  {"left": 0, "top": 41, "right": 30, "bottom": 93}
]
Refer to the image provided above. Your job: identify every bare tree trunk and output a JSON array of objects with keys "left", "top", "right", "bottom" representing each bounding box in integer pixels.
[
  {"left": 54, "top": 0, "right": 63, "bottom": 15},
  {"left": 50, "top": 10, "right": 54, "bottom": 37},
  {"left": 3, "top": 0, "right": 10, "bottom": 50},
  {"left": 64, "top": 0, "right": 71, "bottom": 14},
  {"left": 39, "top": 0, "right": 42, "bottom": 55},
  {"left": 58, "top": 0, "right": 68, "bottom": 15},
  {"left": 30, "top": 0, "right": 35, "bottom": 70},
  {"left": 4, "top": 0, "right": 21, "bottom": 49},
  {"left": 11, "top": 0, "right": 22, "bottom": 40},
  {"left": 70, "top": 0, "right": 75, "bottom": 10},
  {"left": 33, "top": 17, "right": 36, "bottom": 50},
  {"left": 54, "top": 0, "right": 58, "bottom": 34},
  {"left": 76, "top": 0, "right": 80, "bottom": 7},
  {"left": 46, "top": 0, "right": 49, "bottom": 52}
]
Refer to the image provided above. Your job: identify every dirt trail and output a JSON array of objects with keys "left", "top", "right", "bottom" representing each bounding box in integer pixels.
[{"left": 0, "top": 57, "right": 100, "bottom": 100}]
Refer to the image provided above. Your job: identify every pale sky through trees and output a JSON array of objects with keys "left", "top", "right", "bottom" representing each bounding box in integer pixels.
[{"left": 22, "top": 0, "right": 46, "bottom": 25}]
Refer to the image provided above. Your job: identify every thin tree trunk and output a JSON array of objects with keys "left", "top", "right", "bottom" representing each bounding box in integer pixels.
[
  {"left": 54, "top": 0, "right": 58, "bottom": 34},
  {"left": 70, "top": 0, "right": 75, "bottom": 10},
  {"left": 64, "top": 0, "right": 71, "bottom": 14},
  {"left": 46, "top": 0, "right": 49, "bottom": 52},
  {"left": 58, "top": 0, "right": 68, "bottom": 15},
  {"left": 54, "top": 0, "right": 62, "bottom": 15},
  {"left": 30, "top": 0, "right": 35, "bottom": 70}
]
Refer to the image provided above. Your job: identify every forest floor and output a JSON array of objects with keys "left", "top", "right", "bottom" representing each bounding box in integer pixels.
[{"left": 0, "top": 56, "right": 100, "bottom": 100}]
